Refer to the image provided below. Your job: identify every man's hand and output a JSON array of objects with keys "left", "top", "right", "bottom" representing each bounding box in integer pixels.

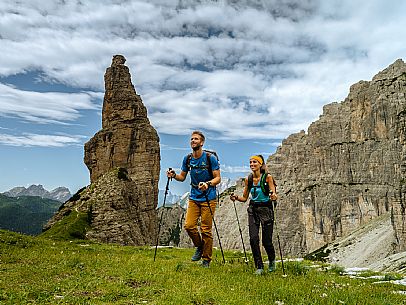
[
  {"left": 166, "top": 168, "right": 176, "bottom": 179},
  {"left": 198, "top": 182, "right": 209, "bottom": 191}
]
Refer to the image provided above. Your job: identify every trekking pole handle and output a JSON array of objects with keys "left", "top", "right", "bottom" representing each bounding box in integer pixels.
[{"left": 167, "top": 167, "right": 175, "bottom": 180}]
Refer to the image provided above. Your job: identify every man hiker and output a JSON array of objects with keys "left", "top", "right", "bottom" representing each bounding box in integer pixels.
[{"left": 166, "top": 130, "right": 221, "bottom": 267}]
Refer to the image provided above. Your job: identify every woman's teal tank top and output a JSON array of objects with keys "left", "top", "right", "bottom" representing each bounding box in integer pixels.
[{"left": 250, "top": 180, "right": 269, "bottom": 203}]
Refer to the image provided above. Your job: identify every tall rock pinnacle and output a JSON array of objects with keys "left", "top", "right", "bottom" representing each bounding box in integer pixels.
[
  {"left": 85, "top": 54, "right": 160, "bottom": 183},
  {"left": 44, "top": 55, "right": 160, "bottom": 246}
]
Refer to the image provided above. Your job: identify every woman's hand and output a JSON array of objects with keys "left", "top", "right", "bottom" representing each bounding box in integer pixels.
[
  {"left": 270, "top": 192, "right": 277, "bottom": 201},
  {"left": 230, "top": 193, "right": 238, "bottom": 201}
]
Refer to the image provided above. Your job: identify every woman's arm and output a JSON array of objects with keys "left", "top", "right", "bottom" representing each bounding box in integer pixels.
[
  {"left": 230, "top": 178, "right": 249, "bottom": 202},
  {"left": 267, "top": 174, "right": 277, "bottom": 201}
]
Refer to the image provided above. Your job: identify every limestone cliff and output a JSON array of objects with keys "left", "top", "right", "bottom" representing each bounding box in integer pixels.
[
  {"left": 215, "top": 59, "right": 406, "bottom": 257},
  {"left": 44, "top": 55, "right": 160, "bottom": 245}
]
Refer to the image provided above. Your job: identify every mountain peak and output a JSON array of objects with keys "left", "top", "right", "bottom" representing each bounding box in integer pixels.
[{"left": 3, "top": 185, "right": 71, "bottom": 203}]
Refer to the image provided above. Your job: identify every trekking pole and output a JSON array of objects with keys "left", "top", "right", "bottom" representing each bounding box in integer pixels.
[
  {"left": 154, "top": 168, "right": 172, "bottom": 262},
  {"left": 273, "top": 200, "right": 286, "bottom": 276},
  {"left": 231, "top": 198, "right": 248, "bottom": 264},
  {"left": 203, "top": 191, "right": 225, "bottom": 264}
]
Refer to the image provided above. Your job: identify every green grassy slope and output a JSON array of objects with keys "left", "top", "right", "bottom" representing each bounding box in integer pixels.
[
  {"left": 0, "top": 230, "right": 405, "bottom": 305},
  {"left": 0, "top": 194, "right": 61, "bottom": 235}
]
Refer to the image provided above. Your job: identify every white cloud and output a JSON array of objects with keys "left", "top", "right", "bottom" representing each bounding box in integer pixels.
[
  {"left": 221, "top": 164, "right": 250, "bottom": 174},
  {"left": 0, "top": 0, "right": 405, "bottom": 140},
  {"left": 0, "top": 83, "right": 101, "bottom": 124},
  {"left": 160, "top": 143, "right": 190, "bottom": 151},
  {"left": 0, "top": 133, "right": 84, "bottom": 147}
]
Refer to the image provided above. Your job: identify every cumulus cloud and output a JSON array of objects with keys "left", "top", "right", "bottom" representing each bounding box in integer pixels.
[{"left": 0, "top": 0, "right": 405, "bottom": 141}]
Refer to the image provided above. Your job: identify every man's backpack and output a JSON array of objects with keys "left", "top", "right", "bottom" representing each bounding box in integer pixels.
[
  {"left": 247, "top": 172, "right": 276, "bottom": 196},
  {"left": 186, "top": 149, "right": 219, "bottom": 179}
]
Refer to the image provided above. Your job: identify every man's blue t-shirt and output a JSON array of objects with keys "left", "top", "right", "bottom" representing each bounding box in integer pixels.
[{"left": 181, "top": 151, "right": 220, "bottom": 202}]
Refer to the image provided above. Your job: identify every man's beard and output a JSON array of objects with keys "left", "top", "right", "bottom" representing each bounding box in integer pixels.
[{"left": 192, "top": 145, "right": 201, "bottom": 151}]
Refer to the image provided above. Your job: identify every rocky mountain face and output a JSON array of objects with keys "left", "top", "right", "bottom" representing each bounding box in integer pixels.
[
  {"left": 45, "top": 55, "right": 160, "bottom": 245},
  {"left": 216, "top": 177, "right": 237, "bottom": 194},
  {"left": 3, "top": 185, "right": 71, "bottom": 203},
  {"left": 213, "top": 59, "right": 406, "bottom": 257},
  {"left": 158, "top": 189, "right": 181, "bottom": 207},
  {"left": 157, "top": 204, "right": 185, "bottom": 246}
]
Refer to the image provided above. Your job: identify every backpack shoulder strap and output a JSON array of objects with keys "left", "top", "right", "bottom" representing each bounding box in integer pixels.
[
  {"left": 205, "top": 151, "right": 213, "bottom": 179},
  {"left": 247, "top": 173, "right": 253, "bottom": 191},
  {"left": 260, "top": 173, "right": 270, "bottom": 196},
  {"left": 186, "top": 153, "right": 192, "bottom": 171}
]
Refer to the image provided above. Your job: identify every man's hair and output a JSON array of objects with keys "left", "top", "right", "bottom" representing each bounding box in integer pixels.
[{"left": 191, "top": 130, "right": 205, "bottom": 142}]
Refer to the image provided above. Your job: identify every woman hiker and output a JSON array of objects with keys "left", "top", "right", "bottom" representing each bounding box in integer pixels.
[{"left": 230, "top": 155, "right": 278, "bottom": 275}]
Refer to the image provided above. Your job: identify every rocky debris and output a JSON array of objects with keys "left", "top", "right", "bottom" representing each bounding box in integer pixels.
[
  {"left": 305, "top": 213, "right": 397, "bottom": 270},
  {"left": 213, "top": 59, "right": 406, "bottom": 258},
  {"left": 45, "top": 55, "right": 160, "bottom": 245},
  {"left": 3, "top": 185, "right": 71, "bottom": 203}
]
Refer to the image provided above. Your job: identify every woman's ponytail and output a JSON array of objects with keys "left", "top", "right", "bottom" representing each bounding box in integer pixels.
[{"left": 258, "top": 155, "right": 267, "bottom": 174}]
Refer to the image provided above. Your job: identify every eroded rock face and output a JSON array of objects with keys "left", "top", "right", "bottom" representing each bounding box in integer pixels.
[
  {"left": 45, "top": 55, "right": 160, "bottom": 245},
  {"left": 268, "top": 59, "right": 406, "bottom": 255},
  {"left": 214, "top": 59, "right": 406, "bottom": 257}
]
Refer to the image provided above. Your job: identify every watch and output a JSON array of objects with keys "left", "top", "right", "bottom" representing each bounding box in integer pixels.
[{"left": 206, "top": 181, "right": 212, "bottom": 187}]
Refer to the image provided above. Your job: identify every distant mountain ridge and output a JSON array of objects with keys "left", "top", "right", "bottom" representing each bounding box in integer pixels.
[
  {"left": 158, "top": 189, "right": 181, "bottom": 207},
  {"left": 0, "top": 193, "right": 61, "bottom": 235},
  {"left": 3, "top": 185, "right": 71, "bottom": 203}
]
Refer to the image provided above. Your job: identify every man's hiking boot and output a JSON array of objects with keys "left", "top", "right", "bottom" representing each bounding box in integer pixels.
[
  {"left": 254, "top": 268, "right": 264, "bottom": 275},
  {"left": 191, "top": 246, "right": 203, "bottom": 261},
  {"left": 201, "top": 260, "right": 210, "bottom": 268},
  {"left": 268, "top": 261, "right": 276, "bottom": 272}
]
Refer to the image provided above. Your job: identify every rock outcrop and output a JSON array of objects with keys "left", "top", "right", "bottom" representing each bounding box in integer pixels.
[
  {"left": 44, "top": 55, "right": 160, "bottom": 245},
  {"left": 214, "top": 59, "right": 406, "bottom": 257}
]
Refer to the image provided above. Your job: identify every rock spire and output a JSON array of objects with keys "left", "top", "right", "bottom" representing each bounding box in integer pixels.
[{"left": 44, "top": 55, "right": 160, "bottom": 245}]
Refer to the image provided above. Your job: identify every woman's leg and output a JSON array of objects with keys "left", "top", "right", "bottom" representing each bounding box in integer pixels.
[
  {"left": 248, "top": 205, "right": 263, "bottom": 269},
  {"left": 258, "top": 206, "right": 276, "bottom": 264}
]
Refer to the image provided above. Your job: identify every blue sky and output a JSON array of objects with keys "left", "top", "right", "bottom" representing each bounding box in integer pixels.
[{"left": 0, "top": 0, "right": 405, "bottom": 196}]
